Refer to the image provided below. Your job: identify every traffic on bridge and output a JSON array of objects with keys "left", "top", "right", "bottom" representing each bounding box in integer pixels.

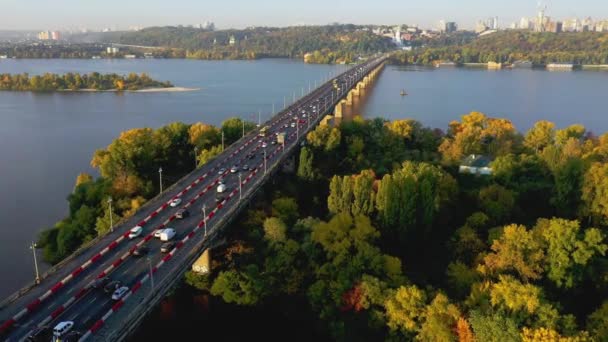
[{"left": 0, "top": 55, "right": 387, "bottom": 342}]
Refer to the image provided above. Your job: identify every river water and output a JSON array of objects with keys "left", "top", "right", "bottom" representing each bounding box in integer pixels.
[{"left": 0, "top": 58, "right": 606, "bottom": 298}]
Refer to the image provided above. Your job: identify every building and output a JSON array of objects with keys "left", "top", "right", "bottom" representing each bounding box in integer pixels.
[
  {"left": 459, "top": 154, "right": 493, "bottom": 175},
  {"left": 547, "top": 63, "right": 574, "bottom": 70},
  {"left": 124, "top": 54, "right": 137, "bottom": 59},
  {"left": 475, "top": 21, "right": 489, "bottom": 34},
  {"left": 200, "top": 21, "right": 215, "bottom": 31},
  {"left": 545, "top": 21, "right": 563, "bottom": 33},
  {"left": 520, "top": 17, "right": 533, "bottom": 30},
  {"left": 491, "top": 17, "right": 499, "bottom": 30},
  {"left": 393, "top": 26, "right": 402, "bottom": 46},
  {"left": 106, "top": 46, "right": 119, "bottom": 54},
  {"left": 229, "top": 35, "right": 236, "bottom": 46},
  {"left": 51, "top": 31, "right": 61, "bottom": 40},
  {"left": 37, "top": 31, "right": 50, "bottom": 40},
  {"left": 488, "top": 61, "right": 503, "bottom": 69},
  {"left": 438, "top": 20, "right": 457, "bottom": 33}
]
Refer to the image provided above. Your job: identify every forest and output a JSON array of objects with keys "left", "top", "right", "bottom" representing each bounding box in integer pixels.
[
  {"left": 110, "top": 25, "right": 394, "bottom": 62},
  {"left": 179, "top": 113, "right": 608, "bottom": 341},
  {"left": 390, "top": 31, "right": 608, "bottom": 65},
  {"left": 37, "top": 118, "right": 256, "bottom": 263},
  {"left": 0, "top": 72, "right": 172, "bottom": 91},
  {"left": 36, "top": 111, "right": 608, "bottom": 340}
]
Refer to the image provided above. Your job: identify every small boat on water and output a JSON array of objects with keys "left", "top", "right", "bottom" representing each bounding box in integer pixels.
[{"left": 400, "top": 89, "right": 408, "bottom": 96}]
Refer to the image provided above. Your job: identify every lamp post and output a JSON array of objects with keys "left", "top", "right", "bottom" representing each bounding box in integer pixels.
[
  {"left": 107, "top": 197, "right": 114, "bottom": 233},
  {"left": 263, "top": 148, "right": 267, "bottom": 175},
  {"left": 147, "top": 257, "right": 154, "bottom": 294},
  {"left": 202, "top": 204, "right": 207, "bottom": 236},
  {"left": 242, "top": 120, "right": 245, "bottom": 138},
  {"left": 238, "top": 173, "right": 242, "bottom": 201},
  {"left": 158, "top": 167, "right": 163, "bottom": 194},
  {"left": 258, "top": 110, "right": 261, "bottom": 127},
  {"left": 194, "top": 146, "right": 198, "bottom": 169},
  {"left": 30, "top": 242, "right": 40, "bottom": 285}
]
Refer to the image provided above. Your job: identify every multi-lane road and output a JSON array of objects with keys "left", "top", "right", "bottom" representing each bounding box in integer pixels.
[{"left": 0, "top": 55, "right": 386, "bottom": 341}]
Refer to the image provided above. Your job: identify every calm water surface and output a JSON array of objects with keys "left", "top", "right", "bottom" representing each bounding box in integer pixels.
[{"left": 0, "top": 58, "right": 605, "bottom": 298}]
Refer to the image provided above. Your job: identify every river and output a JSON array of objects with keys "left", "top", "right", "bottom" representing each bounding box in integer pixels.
[{"left": 0, "top": 58, "right": 606, "bottom": 299}]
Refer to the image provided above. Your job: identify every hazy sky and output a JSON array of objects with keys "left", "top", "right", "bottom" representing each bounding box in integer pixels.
[{"left": 2, "top": 0, "right": 606, "bottom": 31}]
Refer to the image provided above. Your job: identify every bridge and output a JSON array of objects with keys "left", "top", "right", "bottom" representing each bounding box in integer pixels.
[{"left": 0, "top": 55, "right": 387, "bottom": 342}]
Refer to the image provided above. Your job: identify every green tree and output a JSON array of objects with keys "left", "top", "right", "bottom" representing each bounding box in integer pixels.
[
  {"left": 478, "top": 184, "right": 516, "bottom": 224},
  {"left": 581, "top": 162, "right": 608, "bottom": 225},
  {"left": 271, "top": 197, "right": 299, "bottom": 226},
  {"left": 210, "top": 265, "right": 266, "bottom": 306},
  {"left": 297, "top": 147, "right": 316, "bottom": 181},
  {"left": 524, "top": 120, "right": 555, "bottom": 153},
  {"left": 418, "top": 293, "right": 461, "bottom": 342},
  {"left": 469, "top": 310, "right": 520, "bottom": 342},
  {"left": 263, "top": 217, "right": 287, "bottom": 244},
  {"left": 384, "top": 285, "right": 427, "bottom": 334}
]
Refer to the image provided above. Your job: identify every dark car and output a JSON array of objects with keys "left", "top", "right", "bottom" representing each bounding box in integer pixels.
[
  {"left": 63, "top": 330, "right": 82, "bottom": 342},
  {"left": 161, "top": 242, "right": 175, "bottom": 253},
  {"left": 133, "top": 246, "right": 149, "bottom": 257},
  {"left": 215, "top": 195, "right": 225, "bottom": 204},
  {"left": 26, "top": 325, "right": 52, "bottom": 342},
  {"left": 248, "top": 153, "right": 255, "bottom": 160},
  {"left": 103, "top": 280, "right": 121, "bottom": 294},
  {"left": 91, "top": 276, "right": 110, "bottom": 289},
  {"left": 176, "top": 208, "right": 189, "bottom": 219}
]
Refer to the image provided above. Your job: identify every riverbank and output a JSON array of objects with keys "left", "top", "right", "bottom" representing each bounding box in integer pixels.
[{"left": 55, "top": 86, "right": 199, "bottom": 93}]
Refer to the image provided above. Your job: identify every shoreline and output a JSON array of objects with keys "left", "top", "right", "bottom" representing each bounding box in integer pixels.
[{"left": 54, "top": 86, "right": 200, "bottom": 93}]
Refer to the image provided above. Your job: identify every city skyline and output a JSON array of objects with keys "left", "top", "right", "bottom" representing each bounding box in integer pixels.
[{"left": 2, "top": 0, "right": 608, "bottom": 31}]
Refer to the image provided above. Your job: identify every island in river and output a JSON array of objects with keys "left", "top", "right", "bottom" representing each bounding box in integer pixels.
[{"left": 0, "top": 72, "right": 185, "bottom": 92}]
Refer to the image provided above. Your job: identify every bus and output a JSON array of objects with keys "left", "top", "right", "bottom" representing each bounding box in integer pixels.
[{"left": 259, "top": 125, "right": 269, "bottom": 137}]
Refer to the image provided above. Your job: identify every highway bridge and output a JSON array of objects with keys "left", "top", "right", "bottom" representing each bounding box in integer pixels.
[{"left": 0, "top": 55, "right": 387, "bottom": 342}]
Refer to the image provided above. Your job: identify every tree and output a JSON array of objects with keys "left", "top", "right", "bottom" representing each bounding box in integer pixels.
[
  {"left": 455, "top": 317, "right": 475, "bottom": 342},
  {"left": 480, "top": 224, "right": 545, "bottom": 281},
  {"left": 271, "top": 197, "right": 299, "bottom": 226},
  {"left": 221, "top": 117, "right": 254, "bottom": 145},
  {"left": 189, "top": 122, "right": 220, "bottom": 149},
  {"left": 351, "top": 170, "right": 376, "bottom": 216},
  {"left": 297, "top": 147, "right": 316, "bottom": 181},
  {"left": 384, "top": 285, "right": 427, "bottom": 334},
  {"left": 328, "top": 176, "right": 344, "bottom": 214},
  {"left": 550, "top": 158, "right": 584, "bottom": 218},
  {"left": 581, "top": 162, "right": 608, "bottom": 224},
  {"left": 489, "top": 275, "right": 542, "bottom": 314},
  {"left": 520, "top": 327, "right": 590, "bottom": 342},
  {"left": 469, "top": 310, "right": 520, "bottom": 342},
  {"left": 197, "top": 145, "right": 223, "bottom": 167},
  {"left": 478, "top": 184, "right": 516, "bottom": 224},
  {"left": 210, "top": 265, "right": 266, "bottom": 306},
  {"left": 263, "top": 217, "right": 287, "bottom": 244},
  {"left": 74, "top": 173, "right": 93, "bottom": 188},
  {"left": 587, "top": 301, "right": 608, "bottom": 340},
  {"left": 524, "top": 120, "right": 555, "bottom": 152},
  {"left": 534, "top": 218, "right": 607, "bottom": 288},
  {"left": 418, "top": 293, "right": 461, "bottom": 342}
]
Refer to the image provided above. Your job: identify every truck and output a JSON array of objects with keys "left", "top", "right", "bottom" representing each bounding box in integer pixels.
[{"left": 159, "top": 228, "right": 176, "bottom": 241}]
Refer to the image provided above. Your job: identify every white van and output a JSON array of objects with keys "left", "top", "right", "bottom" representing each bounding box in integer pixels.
[
  {"left": 53, "top": 321, "right": 74, "bottom": 337},
  {"left": 159, "top": 228, "right": 176, "bottom": 242}
]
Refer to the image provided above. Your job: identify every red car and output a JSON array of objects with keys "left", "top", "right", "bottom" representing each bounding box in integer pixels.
[{"left": 299, "top": 119, "right": 306, "bottom": 124}]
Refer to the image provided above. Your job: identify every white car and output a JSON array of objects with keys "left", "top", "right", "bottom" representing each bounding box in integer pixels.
[
  {"left": 230, "top": 165, "right": 239, "bottom": 173},
  {"left": 169, "top": 198, "right": 182, "bottom": 207},
  {"left": 217, "top": 183, "right": 227, "bottom": 193},
  {"left": 128, "top": 226, "right": 143, "bottom": 239},
  {"left": 261, "top": 142, "right": 268, "bottom": 148},
  {"left": 290, "top": 122, "right": 296, "bottom": 128},
  {"left": 154, "top": 228, "right": 165, "bottom": 238},
  {"left": 302, "top": 114, "right": 307, "bottom": 118},
  {"left": 218, "top": 168, "right": 226, "bottom": 175},
  {"left": 111, "top": 286, "right": 129, "bottom": 301},
  {"left": 53, "top": 321, "right": 74, "bottom": 337}
]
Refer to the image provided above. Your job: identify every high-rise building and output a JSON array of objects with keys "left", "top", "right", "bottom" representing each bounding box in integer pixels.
[
  {"left": 438, "top": 20, "right": 457, "bottom": 33},
  {"left": 37, "top": 31, "right": 50, "bottom": 40},
  {"left": 51, "top": 31, "right": 61, "bottom": 40},
  {"left": 520, "top": 17, "right": 532, "bottom": 30},
  {"left": 491, "top": 17, "right": 499, "bottom": 30},
  {"left": 475, "top": 21, "right": 489, "bottom": 33}
]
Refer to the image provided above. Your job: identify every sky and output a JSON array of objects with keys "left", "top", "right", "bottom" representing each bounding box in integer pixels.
[{"left": 2, "top": 0, "right": 607, "bottom": 31}]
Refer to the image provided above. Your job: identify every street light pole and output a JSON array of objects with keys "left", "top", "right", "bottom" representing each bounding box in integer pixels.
[
  {"left": 263, "top": 148, "right": 267, "bottom": 175},
  {"left": 108, "top": 197, "right": 114, "bottom": 233},
  {"left": 258, "top": 110, "right": 261, "bottom": 127},
  {"left": 194, "top": 146, "right": 198, "bottom": 169},
  {"left": 30, "top": 242, "right": 40, "bottom": 284},
  {"left": 147, "top": 257, "right": 154, "bottom": 294},
  {"left": 158, "top": 167, "right": 163, "bottom": 194},
  {"left": 202, "top": 204, "right": 207, "bottom": 236},
  {"left": 272, "top": 103, "right": 275, "bottom": 116},
  {"left": 296, "top": 121, "right": 299, "bottom": 139},
  {"left": 238, "top": 173, "right": 242, "bottom": 201},
  {"left": 242, "top": 120, "right": 245, "bottom": 138}
]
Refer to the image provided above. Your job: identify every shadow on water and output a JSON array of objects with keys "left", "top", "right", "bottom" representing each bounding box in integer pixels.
[{"left": 129, "top": 284, "right": 331, "bottom": 342}]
